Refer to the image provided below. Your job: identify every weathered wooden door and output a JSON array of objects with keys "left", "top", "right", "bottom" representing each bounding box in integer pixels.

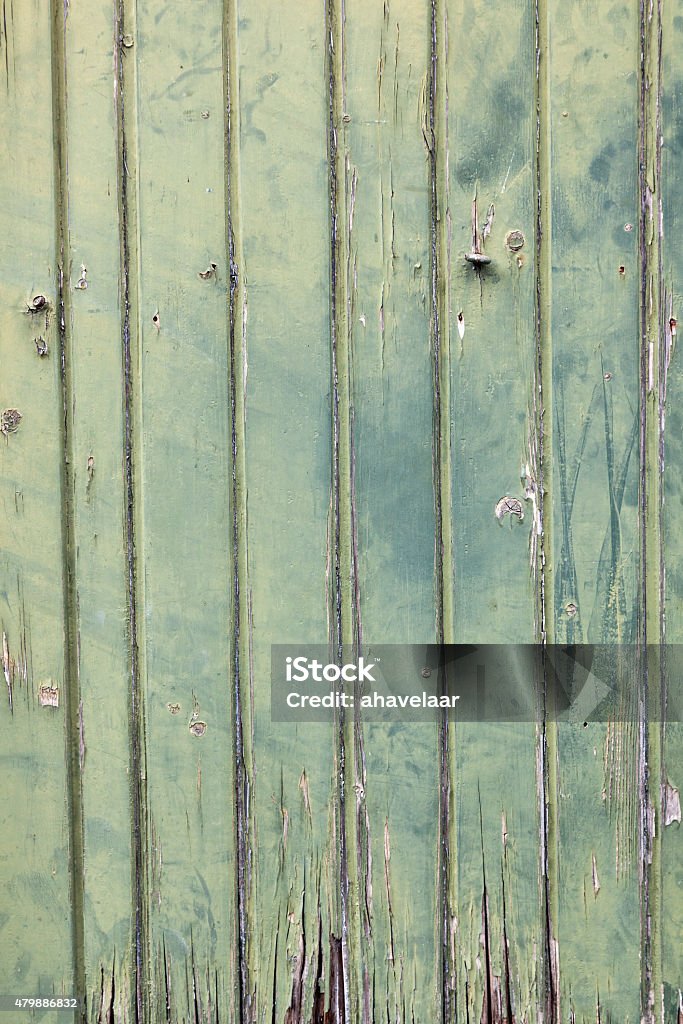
[{"left": 1, "top": 0, "right": 681, "bottom": 1021}]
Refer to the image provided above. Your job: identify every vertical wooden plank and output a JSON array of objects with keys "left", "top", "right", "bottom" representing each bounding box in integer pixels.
[
  {"left": 546, "top": 2, "right": 642, "bottom": 1019},
  {"left": 234, "top": 2, "right": 339, "bottom": 1021},
  {"left": 61, "top": 1, "right": 135, "bottom": 1017},
  {"left": 446, "top": 4, "right": 543, "bottom": 1021},
  {"left": 0, "top": 0, "right": 77, "bottom": 1010},
  {"left": 341, "top": 3, "right": 440, "bottom": 1022},
  {"left": 659, "top": 3, "right": 683, "bottom": 1019},
  {"left": 127, "top": 1, "right": 237, "bottom": 1018}
]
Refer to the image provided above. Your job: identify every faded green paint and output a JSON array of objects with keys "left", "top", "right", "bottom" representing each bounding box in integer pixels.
[
  {"left": 661, "top": 4, "right": 683, "bottom": 1021},
  {"left": 63, "top": 0, "right": 134, "bottom": 1016},
  {"left": 235, "top": 2, "right": 339, "bottom": 1022},
  {"left": 445, "top": 4, "right": 544, "bottom": 1021},
  {"left": 342, "top": 3, "right": 439, "bottom": 1021},
  {"left": 547, "top": 3, "right": 642, "bottom": 1020},
  {"left": 1, "top": 2, "right": 682, "bottom": 1024},
  {"left": 0, "top": 0, "right": 76, "bottom": 1015},
  {"left": 129, "top": 0, "right": 239, "bottom": 1020}
]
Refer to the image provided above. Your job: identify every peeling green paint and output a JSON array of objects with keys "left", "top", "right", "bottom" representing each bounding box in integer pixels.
[{"left": 1, "top": 2, "right": 682, "bottom": 1023}]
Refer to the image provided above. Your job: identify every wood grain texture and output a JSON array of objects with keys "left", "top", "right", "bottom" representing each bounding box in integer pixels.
[
  {"left": 445, "top": 4, "right": 544, "bottom": 1021},
  {"left": 0, "top": 2, "right": 681, "bottom": 1023},
  {"left": 546, "top": 3, "right": 642, "bottom": 1019},
  {"left": 659, "top": 3, "right": 683, "bottom": 1020},
  {"left": 235, "top": 2, "right": 339, "bottom": 1022},
  {"left": 0, "top": 0, "right": 77, "bottom": 1012},
  {"left": 130, "top": 1, "right": 239, "bottom": 1019},
  {"left": 341, "top": 3, "right": 440, "bottom": 1022},
  {"left": 62, "top": 0, "right": 135, "bottom": 1017}
]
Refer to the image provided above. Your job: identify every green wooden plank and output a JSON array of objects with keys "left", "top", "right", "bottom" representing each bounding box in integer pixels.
[
  {"left": 61, "top": 1, "right": 136, "bottom": 1018},
  {"left": 660, "top": 4, "right": 683, "bottom": 1019},
  {"left": 445, "top": 3, "right": 543, "bottom": 1020},
  {"left": 235, "top": 2, "right": 339, "bottom": 1020},
  {"left": 546, "top": 2, "right": 642, "bottom": 1019},
  {"left": 341, "top": 3, "right": 440, "bottom": 1021},
  {"left": 640, "top": 3, "right": 665, "bottom": 1019},
  {"left": 128, "top": 1, "right": 238, "bottom": 1018},
  {"left": 0, "top": 0, "right": 76, "bottom": 1012}
]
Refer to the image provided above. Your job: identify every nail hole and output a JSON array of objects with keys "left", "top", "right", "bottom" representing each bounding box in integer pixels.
[
  {"left": 39, "top": 682, "right": 59, "bottom": 707},
  {"left": 618, "top": 265, "right": 625, "bottom": 275},
  {"left": 565, "top": 602, "right": 578, "bottom": 618},
  {"left": 198, "top": 262, "right": 218, "bottom": 281},
  {"left": 506, "top": 229, "right": 525, "bottom": 252},
  {"left": 495, "top": 496, "right": 525, "bottom": 523},
  {"left": 1, "top": 409, "right": 23, "bottom": 436}
]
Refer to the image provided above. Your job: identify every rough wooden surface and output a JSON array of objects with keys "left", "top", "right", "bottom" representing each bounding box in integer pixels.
[
  {"left": 0, "top": 0, "right": 77, "bottom": 1011},
  {"left": 0, "top": 1, "right": 681, "bottom": 1023}
]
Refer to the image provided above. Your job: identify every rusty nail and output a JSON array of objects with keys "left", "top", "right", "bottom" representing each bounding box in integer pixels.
[
  {"left": 466, "top": 195, "right": 492, "bottom": 268},
  {"left": 26, "top": 294, "right": 47, "bottom": 315},
  {"left": 465, "top": 252, "right": 492, "bottom": 267}
]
